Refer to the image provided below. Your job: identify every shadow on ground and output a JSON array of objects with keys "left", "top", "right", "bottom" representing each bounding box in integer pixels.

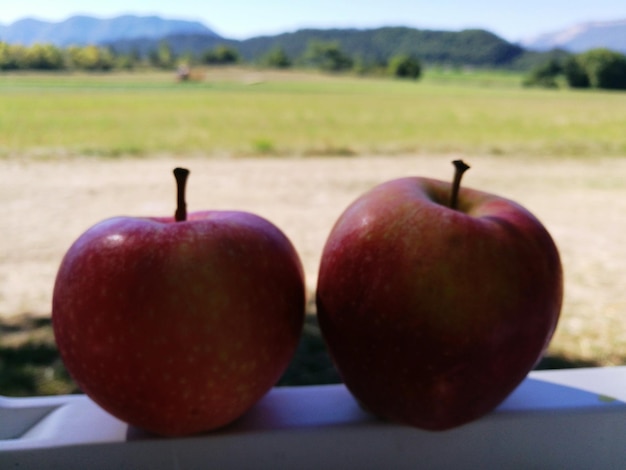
[
  {"left": 0, "top": 315, "right": 77, "bottom": 396},
  {"left": 0, "top": 313, "right": 614, "bottom": 397}
]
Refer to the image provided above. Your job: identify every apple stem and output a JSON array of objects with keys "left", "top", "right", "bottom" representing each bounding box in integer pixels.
[
  {"left": 174, "top": 167, "right": 190, "bottom": 222},
  {"left": 450, "top": 160, "right": 470, "bottom": 210}
]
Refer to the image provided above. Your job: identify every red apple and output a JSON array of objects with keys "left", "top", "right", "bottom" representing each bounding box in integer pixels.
[
  {"left": 316, "top": 161, "right": 563, "bottom": 431},
  {"left": 52, "top": 168, "right": 305, "bottom": 436}
]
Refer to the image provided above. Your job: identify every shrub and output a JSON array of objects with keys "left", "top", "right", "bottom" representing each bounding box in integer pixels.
[
  {"left": 202, "top": 45, "right": 240, "bottom": 65},
  {"left": 261, "top": 47, "right": 291, "bottom": 68},
  {"left": 524, "top": 59, "right": 562, "bottom": 88},
  {"left": 388, "top": 54, "right": 422, "bottom": 80},
  {"left": 577, "top": 48, "right": 626, "bottom": 90},
  {"left": 302, "top": 40, "right": 353, "bottom": 72},
  {"left": 562, "top": 56, "right": 590, "bottom": 88},
  {"left": 23, "top": 43, "right": 65, "bottom": 70}
]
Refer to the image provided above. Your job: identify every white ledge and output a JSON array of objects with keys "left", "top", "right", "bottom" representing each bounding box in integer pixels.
[{"left": 2, "top": 367, "right": 626, "bottom": 469}]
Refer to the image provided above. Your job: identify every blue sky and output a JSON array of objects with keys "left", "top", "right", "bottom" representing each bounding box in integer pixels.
[{"left": 1, "top": 1, "right": 625, "bottom": 42}]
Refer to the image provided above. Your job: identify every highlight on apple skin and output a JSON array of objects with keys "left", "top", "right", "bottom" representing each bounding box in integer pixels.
[
  {"left": 316, "top": 162, "right": 563, "bottom": 431},
  {"left": 52, "top": 169, "right": 306, "bottom": 436}
]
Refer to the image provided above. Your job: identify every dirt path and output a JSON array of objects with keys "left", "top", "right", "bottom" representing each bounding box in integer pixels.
[{"left": 2, "top": 154, "right": 625, "bottom": 363}]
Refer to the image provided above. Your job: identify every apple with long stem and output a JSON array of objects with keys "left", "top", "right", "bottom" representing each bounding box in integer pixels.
[
  {"left": 316, "top": 160, "right": 563, "bottom": 430},
  {"left": 52, "top": 168, "right": 305, "bottom": 436}
]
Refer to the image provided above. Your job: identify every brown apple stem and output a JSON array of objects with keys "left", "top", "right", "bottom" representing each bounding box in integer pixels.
[
  {"left": 174, "top": 167, "right": 190, "bottom": 222},
  {"left": 450, "top": 160, "right": 470, "bottom": 210}
]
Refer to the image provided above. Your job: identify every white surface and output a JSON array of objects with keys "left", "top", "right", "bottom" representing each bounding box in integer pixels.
[{"left": 1, "top": 367, "right": 626, "bottom": 469}]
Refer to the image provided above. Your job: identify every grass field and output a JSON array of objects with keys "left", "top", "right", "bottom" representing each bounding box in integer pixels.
[
  {"left": 1, "top": 67, "right": 626, "bottom": 159},
  {"left": 1, "top": 68, "right": 626, "bottom": 397}
]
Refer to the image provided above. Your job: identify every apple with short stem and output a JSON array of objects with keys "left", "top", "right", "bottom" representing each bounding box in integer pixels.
[
  {"left": 53, "top": 168, "right": 305, "bottom": 436},
  {"left": 316, "top": 160, "right": 563, "bottom": 430}
]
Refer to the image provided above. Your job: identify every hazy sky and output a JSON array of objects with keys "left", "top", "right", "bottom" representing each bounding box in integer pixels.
[{"left": 1, "top": 1, "right": 625, "bottom": 42}]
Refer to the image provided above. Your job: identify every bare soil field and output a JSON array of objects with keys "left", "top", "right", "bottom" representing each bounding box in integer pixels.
[{"left": 1, "top": 154, "right": 625, "bottom": 365}]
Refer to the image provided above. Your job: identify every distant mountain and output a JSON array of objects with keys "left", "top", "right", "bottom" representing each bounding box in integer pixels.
[
  {"left": 109, "top": 27, "right": 527, "bottom": 68},
  {"left": 522, "top": 19, "right": 626, "bottom": 54},
  {"left": 0, "top": 14, "right": 220, "bottom": 46},
  {"left": 243, "top": 28, "right": 524, "bottom": 66},
  {"left": 1, "top": 13, "right": 594, "bottom": 70}
]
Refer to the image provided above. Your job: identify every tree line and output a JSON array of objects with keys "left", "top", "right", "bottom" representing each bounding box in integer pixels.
[
  {"left": 2, "top": 27, "right": 530, "bottom": 76},
  {"left": 0, "top": 42, "right": 117, "bottom": 71},
  {"left": 0, "top": 39, "right": 422, "bottom": 80},
  {"left": 3, "top": 34, "right": 626, "bottom": 90},
  {"left": 524, "top": 48, "right": 626, "bottom": 90}
]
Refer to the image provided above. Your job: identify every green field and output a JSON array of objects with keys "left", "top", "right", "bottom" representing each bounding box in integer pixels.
[{"left": 1, "top": 68, "right": 626, "bottom": 159}]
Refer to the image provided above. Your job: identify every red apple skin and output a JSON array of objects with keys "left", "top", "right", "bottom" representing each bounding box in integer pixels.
[
  {"left": 316, "top": 177, "right": 563, "bottom": 431},
  {"left": 53, "top": 211, "right": 305, "bottom": 436}
]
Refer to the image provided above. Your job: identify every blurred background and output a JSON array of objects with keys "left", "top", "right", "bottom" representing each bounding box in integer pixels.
[{"left": 1, "top": 0, "right": 626, "bottom": 396}]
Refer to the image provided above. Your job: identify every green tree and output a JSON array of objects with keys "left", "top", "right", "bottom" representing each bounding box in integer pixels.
[
  {"left": 112, "top": 46, "right": 141, "bottom": 70},
  {"left": 387, "top": 54, "right": 422, "bottom": 80},
  {"left": 577, "top": 49, "right": 626, "bottom": 90},
  {"left": 24, "top": 43, "right": 65, "bottom": 70},
  {"left": 0, "top": 42, "right": 28, "bottom": 70},
  {"left": 202, "top": 45, "right": 240, "bottom": 65},
  {"left": 562, "top": 56, "right": 590, "bottom": 88},
  {"left": 149, "top": 41, "right": 176, "bottom": 69},
  {"left": 261, "top": 46, "right": 291, "bottom": 68},
  {"left": 524, "top": 58, "right": 563, "bottom": 88},
  {"left": 0, "top": 42, "right": 17, "bottom": 70},
  {"left": 115, "top": 53, "right": 137, "bottom": 70},
  {"left": 303, "top": 40, "right": 353, "bottom": 72},
  {"left": 68, "top": 45, "right": 115, "bottom": 71}
]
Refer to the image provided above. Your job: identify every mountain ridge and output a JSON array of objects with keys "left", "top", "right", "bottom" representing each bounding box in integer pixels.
[
  {"left": 1, "top": 14, "right": 624, "bottom": 69},
  {"left": 522, "top": 19, "right": 626, "bottom": 54},
  {"left": 0, "top": 14, "right": 219, "bottom": 46},
  {"left": 106, "top": 26, "right": 528, "bottom": 69},
  {"left": 2, "top": 14, "right": 625, "bottom": 55}
]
